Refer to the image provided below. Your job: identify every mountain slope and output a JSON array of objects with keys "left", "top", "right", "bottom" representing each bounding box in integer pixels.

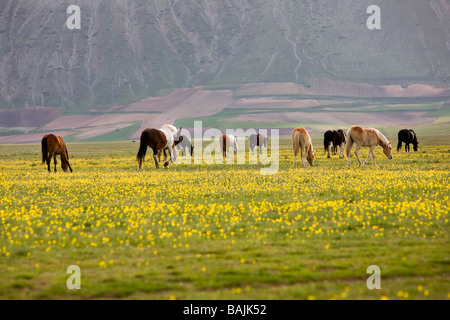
[{"left": 0, "top": 0, "right": 449, "bottom": 110}]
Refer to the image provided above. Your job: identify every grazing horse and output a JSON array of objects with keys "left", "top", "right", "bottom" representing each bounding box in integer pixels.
[
  {"left": 324, "top": 129, "right": 347, "bottom": 158},
  {"left": 344, "top": 126, "right": 393, "bottom": 167},
  {"left": 292, "top": 128, "right": 314, "bottom": 167},
  {"left": 158, "top": 135, "right": 193, "bottom": 161},
  {"left": 220, "top": 134, "right": 238, "bottom": 157},
  {"left": 176, "top": 135, "right": 194, "bottom": 156},
  {"left": 41, "top": 134, "right": 73, "bottom": 173},
  {"left": 137, "top": 125, "right": 182, "bottom": 169},
  {"left": 397, "top": 129, "right": 419, "bottom": 152},
  {"left": 249, "top": 134, "right": 267, "bottom": 155}
]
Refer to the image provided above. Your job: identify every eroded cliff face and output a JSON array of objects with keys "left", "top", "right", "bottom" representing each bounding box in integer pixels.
[{"left": 1, "top": 0, "right": 449, "bottom": 110}]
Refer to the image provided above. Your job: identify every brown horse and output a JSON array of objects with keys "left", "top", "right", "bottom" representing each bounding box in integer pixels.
[
  {"left": 344, "top": 126, "right": 393, "bottom": 167},
  {"left": 137, "top": 124, "right": 182, "bottom": 169},
  {"left": 41, "top": 134, "right": 73, "bottom": 173},
  {"left": 292, "top": 128, "right": 314, "bottom": 167}
]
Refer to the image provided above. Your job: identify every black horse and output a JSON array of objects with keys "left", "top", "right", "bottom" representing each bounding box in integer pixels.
[
  {"left": 324, "top": 129, "right": 347, "bottom": 158},
  {"left": 397, "top": 129, "right": 418, "bottom": 152}
]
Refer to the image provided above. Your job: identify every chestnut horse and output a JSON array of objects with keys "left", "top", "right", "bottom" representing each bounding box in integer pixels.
[
  {"left": 220, "top": 134, "right": 238, "bottom": 157},
  {"left": 344, "top": 126, "right": 393, "bottom": 167},
  {"left": 249, "top": 134, "right": 267, "bottom": 155},
  {"left": 41, "top": 134, "right": 73, "bottom": 173},
  {"left": 292, "top": 128, "right": 314, "bottom": 167},
  {"left": 324, "top": 129, "right": 346, "bottom": 158},
  {"left": 137, "top": 125, "right": 182, "bottom": 169}
]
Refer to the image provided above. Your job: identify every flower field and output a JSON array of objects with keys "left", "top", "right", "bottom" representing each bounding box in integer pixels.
[{"left": 0, "top": 138, "right": 449, "bottom": 299}]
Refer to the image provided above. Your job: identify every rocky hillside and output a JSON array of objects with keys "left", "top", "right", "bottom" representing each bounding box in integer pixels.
[{"left": 1, "top": 0, "right": 449, "bottom": 110}]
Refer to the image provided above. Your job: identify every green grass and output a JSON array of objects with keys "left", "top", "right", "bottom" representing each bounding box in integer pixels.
[{"left": 0, "top": 138, "right": 448, "bottom": 300}]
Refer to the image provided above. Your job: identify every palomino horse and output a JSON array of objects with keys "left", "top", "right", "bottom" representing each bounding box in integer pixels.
[
  {"left": 397, "top": 129, "right": 419, "bottom": 152},
  {"left": 249, "top": 134, "right": 267, "bottom": 155},
  {"left": 324, "top": 129, "right": 346, "bottom": 158},
  {"left": 292, "top": 128, "right": 314, "bottom": 167},
  {"left": 219, "top": 134, "right": 238, "bottom": 157},
  {"left": 137, "top": 125, "right": 182, "bottom": 169},
  {"left": 344, "top": 126, "right": 393, "bottom": 167},
  {"left": 41, "top": 134, "right": 73, "bottom": 173}
]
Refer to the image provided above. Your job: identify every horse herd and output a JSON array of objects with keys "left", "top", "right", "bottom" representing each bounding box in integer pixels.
[{"left": 40, "top": 125, "right": 419, "bottom": 173}]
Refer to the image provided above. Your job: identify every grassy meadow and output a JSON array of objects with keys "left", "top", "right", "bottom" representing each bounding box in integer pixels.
[{"left": 0, "top": 136, "right": 449, "bottom": 300}]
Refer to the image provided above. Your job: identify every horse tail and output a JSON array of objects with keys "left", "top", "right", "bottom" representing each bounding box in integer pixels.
[
  {"left": 292, "top": 129, "right": 300, "bottom": 155},
  {"left": 137, "top": 131, "right": 149, "bottom": 164},
  {"left": 323, "top": 135, "right": 329, "bottom": 152},
  {"left": 344, "top": 129, "right": 353, "bottom": 159},
  {"left": 41, "top": 135, "right": 48, "bottom": 163}
]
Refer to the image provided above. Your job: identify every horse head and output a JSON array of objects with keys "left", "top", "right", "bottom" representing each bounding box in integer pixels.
[
  {"left": 175, "top": 127, "right": 183, "bottom": 141},
  {"left": 383, "top": 142, "right": 393, "bottom": 159},
  {"left": 413, "top": 141, "right": 419, "bottom": 152},
  {"left": 307, "top": 143, "right": 315, "bottom": 166}
]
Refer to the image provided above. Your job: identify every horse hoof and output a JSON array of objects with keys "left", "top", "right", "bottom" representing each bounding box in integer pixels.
[{"left": 164, "top": 161, "right": 170, "bottom": 167}]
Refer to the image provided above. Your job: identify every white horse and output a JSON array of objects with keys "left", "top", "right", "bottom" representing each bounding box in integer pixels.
[
  {"left": 137, "top": 124, "right": 182, "bottom": 169},
  {"left": 159, "top": 124, "right": 183, "bottom": 165}
]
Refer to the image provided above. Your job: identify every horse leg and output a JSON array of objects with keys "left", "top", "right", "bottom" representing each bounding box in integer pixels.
[
  {"left": 362, "top": 146, "right": 374, "bottom": 167},
  {"left": 293, "top": 148, "right": 297, "bottom": 167},
  {"left": 371, "top": 148, "right": 378, "bottom": 166},
  {"left": 406, "top": 143, "right": 409, "bottom": 152},
  {"left": 53, "top": 154, "right": 57, "bottom": 172},
  {"left": 157, "top": 150, "right": 162, "bottom": 162},
  {"left": 354, "top": 144, "right": 363, "bottom": 166},
  {"left": 339, "top": 142, "right": 345, "bottom": 158},
  {"left": 301, "top": 146, "right": 307, "bottom": 167},
  {"left": 46, "top": 155, "right": 51, "bottom": 172},
  {"left": 327, "top": 142, "right": 332, "bottom": 158},
  {"left": 152, "top": 148, "right": 160, "bottom": 169},
  {"left": 164, "top": 148, "right": 174, "bottom": 167}
]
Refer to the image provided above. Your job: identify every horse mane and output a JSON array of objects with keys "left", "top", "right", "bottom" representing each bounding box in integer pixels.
[
  {"left": 58, "top": 137, "right": 70, "bottom": 172},
  {"left": 161, "top": 124, "right": 178, "bottom": 134},
  {"left": 373, "top": 128, "right": 389, "bottom": 147},
  {"left": 306, "top": 137, "right": 314, "bottom": 155}
]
